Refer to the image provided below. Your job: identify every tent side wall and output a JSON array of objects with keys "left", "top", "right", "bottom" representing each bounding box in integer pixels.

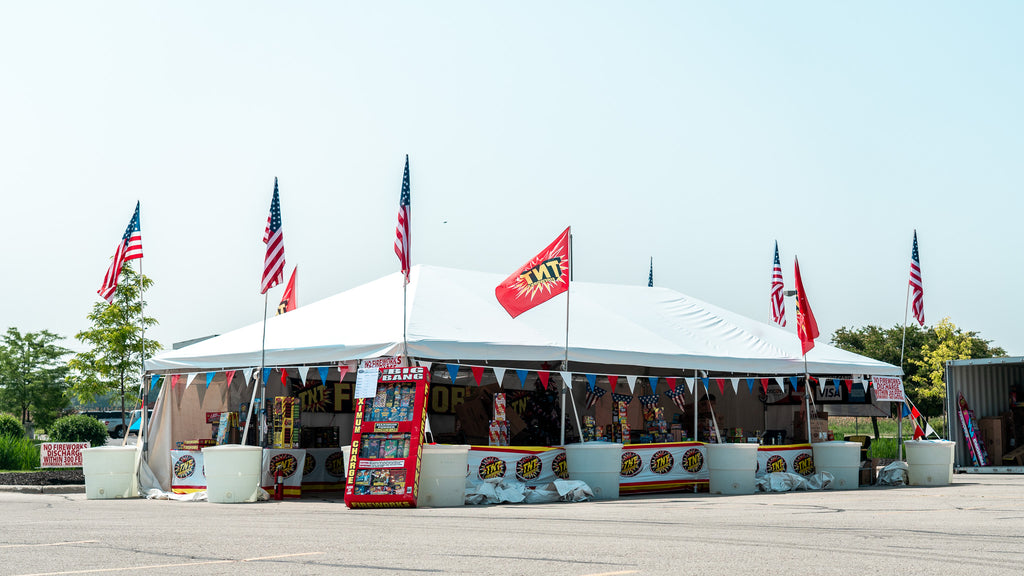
[{"left": 946, "top": 358, "right": 1024, "bottom": 468}]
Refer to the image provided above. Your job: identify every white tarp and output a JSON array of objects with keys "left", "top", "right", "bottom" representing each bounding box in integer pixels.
[{"left": 146, "top": 265, "right": 901, "bottom": 377}]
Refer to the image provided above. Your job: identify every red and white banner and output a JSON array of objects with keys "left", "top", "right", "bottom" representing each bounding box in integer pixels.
[
  {"left": 756, "top": 444, "right": 814, "bottom": 477},
  {"left": 618, "top": 442, "right": 709, "bottom": 494},
  {"left": 170, "top": 450, "right": 206, "bottom": 493},
  {"left": 871, "top": 376, "right": 905, "bottom": 402},
  {"left": 469, "top": 446, "right": 567, "bottom": 486},
  {"left": 39, "top": 442, "right": 89, "bottom": 468},
  {"left": 301, "top": 447, "right": 347, "bottom": 492}
]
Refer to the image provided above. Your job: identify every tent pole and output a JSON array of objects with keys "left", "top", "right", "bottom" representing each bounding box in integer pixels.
[
  {"left": 258, "top": 294, "right": 268, "bottom": 447},
  {"left": 693, "top": 369, "right": 699, "bottom": 493},
  {"left": 242, "top": 294, "right": 269, "bottom": 446},
  {"left": 898, "top": 282, "right": 910, "bottom": 460},
  {"left": 804, "top": 356, "right": 812, "bottom": 444}
]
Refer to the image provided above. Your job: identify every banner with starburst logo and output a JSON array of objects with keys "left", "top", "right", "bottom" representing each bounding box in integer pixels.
[{"left": 495, "top": 227, "right": 570, "bottom": 318}]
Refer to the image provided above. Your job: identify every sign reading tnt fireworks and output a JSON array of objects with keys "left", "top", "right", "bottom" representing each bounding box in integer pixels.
[
  {"left": 872, "top": 376, "right": 905, "bottom": 402},
  {"left": 40, "top": 442, "right": 89, "bottom": 468}
]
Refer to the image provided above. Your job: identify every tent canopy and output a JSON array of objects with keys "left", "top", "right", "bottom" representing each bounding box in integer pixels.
[{"left": 146, "top": 265, "right": 901, "bottom": 377}]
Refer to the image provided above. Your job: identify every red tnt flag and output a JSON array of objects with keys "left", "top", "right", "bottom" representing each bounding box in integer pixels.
[
  {"left": 793, "top": 256, "right": 820, "bottom": 355},
  {"left": 276, "top": 266, "right": 297, "bottom": 315},
  {"left": 495, "top": 227, "right": 570, "bottom": 318}
]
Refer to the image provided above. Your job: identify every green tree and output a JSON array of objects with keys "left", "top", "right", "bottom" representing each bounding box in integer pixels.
[
  {"left": 831, "top": 318, "right": 1004, "bottom": 418},
  {"left": 0, "top": 328, "right": 71, "bottom": 430},
  {"left": 910, "top": 317, "right": 1005, "bottom": 415},
  {"left": 68, "top": 266, "right": 161, "bottom": 428}
]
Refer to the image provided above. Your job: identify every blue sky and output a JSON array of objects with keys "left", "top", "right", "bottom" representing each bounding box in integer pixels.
[{"left": 2, "top": 2, "right": 1021, "bottom": 356}]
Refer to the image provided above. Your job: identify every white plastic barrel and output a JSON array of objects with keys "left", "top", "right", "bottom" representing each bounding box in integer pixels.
[
  {"left": 904, "top": 440, "right": 955, "bottom": 486},
  {"left": 706, "top": 443, "right": 757, "bottom": 495},
  {"left": 202, "top": 445, "right": 263, "bottom": 503},
  {"left": 82, "top": 446, "right": 139, "bottom": 499},
  {"left": 564, "top": 442, "right": 623, "bottom": 500},
  {"left": 812, "top": 441, "right": 861, "bottom": 490},
  {"left": 418, "top": 444, "right": 470, "bottom": 507}
]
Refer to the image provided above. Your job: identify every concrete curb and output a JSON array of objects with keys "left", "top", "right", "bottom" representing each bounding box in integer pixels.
[{"left": 0, "top": 485, "right": 85, "bottom": 494}]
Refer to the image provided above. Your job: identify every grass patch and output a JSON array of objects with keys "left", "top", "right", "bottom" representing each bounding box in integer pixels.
[
  {"left": 828, "top": 416, "right": 948, "bottom": 460},
  {"left": 0, "top": 435, "right": 41, "bottom": 470}
]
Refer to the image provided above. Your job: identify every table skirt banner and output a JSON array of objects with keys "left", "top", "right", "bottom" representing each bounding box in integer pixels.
[
  {"left": 261, "top": 449, "right": 307, "bottom": 498},
  {"left": 302, "top": 447, "right": 347, "bottom": 492},
  {"left": 468, "top": 446, "right": 567, "bottom": 487},
  {"left": 756, "top": 444, "right": 814, "bottom": 477},
  {"left": 170, "top": 450, "right": 206, "bottom": 493},
  {"left": 618, "top": 442, "right": 709, "bottom": 494}
]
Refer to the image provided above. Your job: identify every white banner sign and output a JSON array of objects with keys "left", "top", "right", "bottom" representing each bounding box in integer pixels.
[
  {"left": 619, "top": 442, "right": 709, "bottom": 494},
  {"left": 170, "top": 450, "right": 206, "bottom": 493},
  {"left": 468, "top": 446, "right": 565, "bottom": 486},
  {"left": 39, "top": 442, "right": 89, "bottom": 468},
  {"left": 361, "top": 356, "right": 403, "bottom": 370},
  {"left": 871, "top": 376, "right": 905, "bottom": 402},
  {"left": 756, "top": 444, "right": 815, "bottom": 477},
  {"left": 262, "top": 449, "right": 307, "bottom": 498}
]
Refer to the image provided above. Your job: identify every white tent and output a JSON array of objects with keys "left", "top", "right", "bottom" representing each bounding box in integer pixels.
[{"left": 146, "top": 265, "right": 901, "bottom": 377}]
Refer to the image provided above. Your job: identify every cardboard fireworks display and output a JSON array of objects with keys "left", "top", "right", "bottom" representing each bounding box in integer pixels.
[{"left": 344, "top": 366, "right": 431, "bottom": 509}]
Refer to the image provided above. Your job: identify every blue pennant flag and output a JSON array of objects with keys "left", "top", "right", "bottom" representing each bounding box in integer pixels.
[
  {"left": 516, "top": 370, "right": 529, "bottom": 388},
  {"left": 262, "top": 368, "right": 271, "bottom": 386},
  {"left": 317, "top": 367, "right": 329, "bottom": 385},
  {"left": 701, "top": 376, "right": 710, "bottom": 391},
  {"left": 447, "top": 364, "right": 461, "bottom": 384},
  {"left": 833, "top": 379, "right": 842, "bottom": 395},
  {"left": 649, "top": 376, "right": 658, "bottom": 394},
  {"left": 746, "top": 378, "right": 755, "bottom": 393},
  {"left": 206, "top": 372, "right": 215, "bottom": 388},
  {"left": 586, "top": 374, "right": 597, "bottom": 391},
  {"left": 789, "top": 376, "right": 798, "bottom": 391},
  {"left": 902, "top": 403, "right": 911, "bottom": 418},
  {"left": 150, "top": 374, "right": 161, "bottom": 387}
]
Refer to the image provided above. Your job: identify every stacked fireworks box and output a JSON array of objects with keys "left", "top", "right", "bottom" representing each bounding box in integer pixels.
[
  {"left": 612, "top": 400, "right": 631, "bottom": 444},
  {"left": 583, "top": 415, "right": 596, "bottom": 441},
  {"left": 272, "top": 396, "right": 302, "bottom": 449},
  {"left": 368, "top": 383, "right": 415, "bottom": 422},
  {"left": 488, "top": 392, "right": 510, "bottom": 446},
  {"left": 642, "top": 404, "right": 670, "bottom": 443}
]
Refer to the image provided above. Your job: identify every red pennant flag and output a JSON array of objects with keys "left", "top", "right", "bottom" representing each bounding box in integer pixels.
[
  {"left": 280, "top": 368, "right": 288, "bottom": 387},
  {"left": 338, "top": 365, "right": 350, "bottom": 380},
  {"left": 225, "top": 370, "right": 236, "bottom": 388},
  {"left": 495, "top": 227, "right": 570, "bottom": 318},
  {"left": 793, "top": 256, "right": 820, "bottom": 355},
  {"left": 171, "top": 374, "right": 180, "bottom": 389},
  {"left": 761, "top": 378, "right": 769, "bottom": 395},
  {"left": 844, "top": 379, "right": 853, "bottom": 393},
  {"left": 910, "top": 405, "right": 921, "bottom": 419},
  {"left": 607, "top": 375, "right": 619, "bottom": 392},
  {"left": 913, "top": 425, "right": 925, "bottom": 440},
  {"left": 276, "top": 266, "right": 297, "bottom": 315},
  {"left": 716, "top": 378, "right": 726, "bottom": 395},
  {"left": 666, "top": 377, "right": 677, "bottom": 392},
  {"left": 471, "top": 366, "right": 485, "bottom": 385},
  {"left": 538, "top": 371, "right": 550, "bottom": 390}
]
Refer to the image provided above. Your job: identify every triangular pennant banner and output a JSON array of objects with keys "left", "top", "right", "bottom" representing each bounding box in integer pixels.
[
  {"left": 715, "top": 378, "right": 725, "bottom": 395},
  {"left": 701, "top": 376, "right": 710, "bottom": 391},
  {"left": 446, "top": 364, "right": 461, "bottom": 384},
  {"left": 684, "top": 377, "right": 694, "bottom": 393},
  {"left": 493, "top": 367, "right": 506, "bottom": 387},
  {"left": 775, "top": 376, "right": 784, "bottom": 392},
  {"left": 225, "top": 370, "right": 236, "bottom": 388},
  {"left": 538, "top": 371, "right": 550, "bottom": 390},
  {"left": 471, "top": 366, "right": 485, "bottom": 386},
  {"left": 586, "top": 374, "right": 597, "bottom": 391},
  {"left": 607, "top": 375, "right": 619, "bottom": 392},
  {"left": 171, "top": 374, "right": 180, "bottom": 390},
  {"left": 913, "top": 425, "right": 926, "bottom": 440},
  {"left": 834, "top": 379, "right": 842, "bottom": 395},
  {"left": 262, "top": 368, "right": 271, "bottom": 385},
  {"left": 186, "top": 373, "right": 197, "bottom": 389},
  {"left": 515, "top": 370, "right": 529, "bottom": 388},
  {"left": 317, "top": 367, "right": 329, "bottom": 385},
  {"left": 298, "top": 367, "right": 309, "bottom": 386},
  {"left": 419, "top": 361, "right": 432, "bottom": 371},
  {"left": 761, "top": 378, "right": 769, "bottom": 394},
  {"left": 649, "top": 376, "right": 658, "bottom": 394},
  {"left": 338, "top": 365, "right": 350, "bottom": 381},
  {"left": 243, "top": 368, "right": 253, "bottom": 386},
  {"left": 911, "top": 405, "right": 921, "bottom": 419},
  {"left": 626, "top": 375, "right": 637, "bottom": 393},
  {"left": 746, "top": 378, "right": 755, "bottom": 393},
  {"left": 205, "top": 372, "right": 215, "bottom": 388},
  {"left": 844, "top": 379, "right": 853, "bottom": 393},
  {"left": 902, "top": 403, "right": 911, "bottom": 418},
  {"left": 861, "top": 378, "right": 870, "bottom": 392},
  {"left": 666, "top": 377, "right": 677, "bottom": 392},
  {"left": 280, "top": 368, "right": 288, "bottom": 387},
  {"left": 789, "top": 376, "right": 798, "bottom": 391},
  {"left": 730, "top": 378, "right": 740, "bottom": 394},
  {"left": 819, "top": 377, "right": 828, "bottom": 393},
  {"left": 150, "top": 374, "right": 161, "bottom": 388},
  {"left": 925, "top": 423, "right": 937, "bottom": 438},
  {"left": 559, "top": 371, "right": 573, "bottom": 389}
]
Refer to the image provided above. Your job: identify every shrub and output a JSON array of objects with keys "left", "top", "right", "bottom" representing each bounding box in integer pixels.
[
  {"left": 0, "top": 414, "right": 25, "bottom": 439},
  {"left": 0, "top": 435, "right": 39, "bottom": 470},
  {"left": 48, "top": 415, "right": 109, "bottom": 447}
]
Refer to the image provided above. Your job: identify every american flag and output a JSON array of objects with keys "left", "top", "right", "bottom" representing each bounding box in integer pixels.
[
  {"left": 98, "top": 201, "right": 143, "bottom": 304},
  {"left": 664, "top": 388, "right": 686, "bottom": 413},
  {"left": 394, "top": 155, "right": 411, "bottom": 282},
  {"left": 585, "top": 384, "right": 606, "bottom": 410},
  {"left": 770, "top": 241, "right": 786, "bottom": 326},
  {"left": 610, "top": 393, "right": 633, "bottom": 406},
  {"left": 909, "top": 230, "right": 924, "bottom": 326},
  {"left": 261, "top": 178, "right": 285, "bottom": 294},
  {"left": 638, "top": 394, "right": 659, "bottom": 407}
]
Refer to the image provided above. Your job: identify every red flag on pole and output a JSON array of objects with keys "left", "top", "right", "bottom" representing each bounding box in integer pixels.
[
  {"left": 276, "top": 266, "right": 297, "bottom": 315},
  {"left": 793, "top": 256, "right": 819, "bottom": 355},
  {"left": 495, "top": 227, "right": 570, "bottom": 318}
]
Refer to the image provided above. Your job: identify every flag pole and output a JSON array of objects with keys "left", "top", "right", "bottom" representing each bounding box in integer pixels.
[
  {"left": 561, "top": 229, "right": 584, "bottom": 444},
  {"left": 804, "top": 356, "right": 812, "bottom": 444},
  {"left": 131, "top": 255, "right": 147, "bottom": 450},
  {"left": 897, "top": 281, "right": 910, "bottom": 460}
]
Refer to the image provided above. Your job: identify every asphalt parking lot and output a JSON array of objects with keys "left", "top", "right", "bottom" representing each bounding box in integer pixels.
[{"left": 2, "top": 474, "right": 1023, "bottom": 576}]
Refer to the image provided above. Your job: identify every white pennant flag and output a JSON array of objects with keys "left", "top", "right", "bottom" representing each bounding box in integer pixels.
[
  {"left": 493, "top": 367, "right": 506, "bottom": 388},
  {"left": 819, "top": 377, "right": 828, "bottom": 394},
  {"left": 298, "top": 367, "right": 309, "bottom": 386},
  {"left": 861, "top": 378, "right": 870, "bottom": 392},
  {"left": 186, "top": 372, "right": 198, "bottom": 389},
  {"left": 559, "top": 371, "right": 573, "bottom": 389},
  {"left": 924, "top": 423, "right": 938, "bottom": 438},
  {"left": 684, "top": 377, "right": 694, "bottom": 393},
  {"left": 419, "top": 361, "right": 432, "bottom": 371},
  {"left": 730, "top": 378, "right": 740, "bottom": 394},
  {"left": 775, "top": 376, "right": 785, "bottom": 391},
  {"left": 626, "top": 375, "right": 638, "bottom": 393}
]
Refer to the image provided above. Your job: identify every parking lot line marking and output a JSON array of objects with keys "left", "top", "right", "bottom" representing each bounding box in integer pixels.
[
  {"left": 13, "top": 552, "right": 324, "bottom": 576},
  {"left": 578, "top": 572, "right": 639, "bottom": 576},
  {"left": 0, "top": 541, "right": 99, "bottom": 549}
]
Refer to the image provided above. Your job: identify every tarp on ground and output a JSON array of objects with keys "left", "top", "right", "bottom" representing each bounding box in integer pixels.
[{"left": 146, "top": 265, "right": 901, "bottom": 377}]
